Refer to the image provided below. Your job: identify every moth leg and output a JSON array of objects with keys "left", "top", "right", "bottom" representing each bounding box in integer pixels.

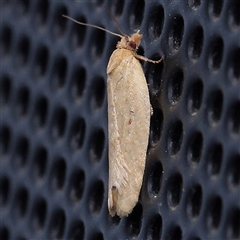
[
  {"left": 134, "top": 54, "right": 164, "bottom": 64},
  {"left": 109, "top": 186, "right": 118, "bottom": 216}
]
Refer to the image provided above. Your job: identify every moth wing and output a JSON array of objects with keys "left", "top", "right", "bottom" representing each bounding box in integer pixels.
[{"left": 107, "top": 49, "right": 151, "bottom": 217}]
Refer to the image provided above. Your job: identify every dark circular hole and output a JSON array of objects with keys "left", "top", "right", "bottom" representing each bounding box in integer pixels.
[
  {"left": 129, "top": 0, "right": 145, "bottom": 29},
  {"left": 90, "top": 231, "right": 104, "bottom": 240},
  {"left": 0, "top": 176, "right": 10, "bottom": 207},
  {"left": 227, "top": 101, "right": 240, "bottom": 135},
  {"left": 69, "top": 118, "right": 86, "bottom": 151},
  {"left": 228, "top": 1, "right": 240, "bottom": 29},
  {"left": 208, "top": 0, "right": 223, "bottom": 19},
  {"left": 206, "top": 89, "right": 223, "bottom": 125},
  {"left": 31, "top": 198, "right": 47, "bottom": 231},
  {"left": 186, "top": 184, "right": 202, "bottom": 219},
  {"left": 91, "top": 76, "right": 105, "bottom": 109},
  {"left": 227, "top": 154, "right": 240, "bottom": 189},
  {"left": 0, "top": 75, "right": 12, "bottom": 107},
  {"left": 167, "top": 68, "right": 184, "bottom": 105},
  {"left": 206, "top": 142, "right": 223, "bottom": 176},
  {"left": 126, "top": 203, "right": 143, "bottom": 237},
  {"left": 188, "top": 25, "right": 204, "bottom": 60},
  {"left": 167, "top": 120, "right": 183, "bottom": 156},
  {"left": 206, "top": 195, "right": 222, "bottom": 230},
  {"left": 168, "top": 15, "right": 184, "bottom": 51},
  {"left": 228, "top": 48, "right": 240, "bottom": 83},
  {"left": 34, "top": 0, "right": 49, "bottom": 26},
  {"left": 68, "top": 220, "right": 85, "bottom": 240},
  {"left": 0, "top": 125, "right": 11, "bottom": 157},
  {"left": 15, "top": 36, "right": 30, "bottom": 68},
  {"left": 110, "top": 0, "right": 124, "bottom": 16},
  {"left": 165, "top": 225, "right": 182, "bottom": 240},
  {"left": 208, "top": 36, "right": 224, "bottom": 71},
  {"left": 51, "top": 56, "right": 67, "bottom": 90},
  {"left": 70, "top": 66, "right": 86, "bottom": 101},
  {"left": 187, "top": 131, "right": 203, "bottom": 166},
  {"left": 13, "top": 187, "right": 29, "bottom": 220},
  {"left": 15, "top": 86, "right": 30, "bottom": 117},
  {"left": 146, "top": 214, "right": 162, "bottom": 240},
  {"left": 1, "top": 25, "right": 12, "bottom": 55},
  {"left": 147, "top": 160, "right": 163, "bottom": 197},
  {"left": 89, "top": 180, "right": 104, "bottom": 214},
  {"left": 90, "top": 27, "right": 106, "bottom": 59},
  {"left": 33, "top": 45, "right": 49, "bottom": 78},
  {"left": 49, "top": 209, "right": 66, "bottom": 239},
  {"left": 13, "top": 136, "right": 29, "bottom": 169},
  {"left": 188, "top": 0, "right": 201, "bottom": 10},
  {"left": 226, "top": 208, "right": 240, "bottom": 239},
  {"left": 187, "top": 79, "right": 203, "bottom": 115},
  {"left": 89, "top": 128, "right": 105, "bottom": 163},
  {"left": 150, "top": 108, "right": 163, "bottom": 146},
  {"left": 69, "top": 15, "right": 86, "bottom": 49},
  {"left": 148, "top": 5, "right": 164, "bottom": 40},
  {"left": 50, "top": 158, "right": 66, "bottom": 191},
  {"left": 51, "top": 106, "right": 67, "bottom": 140},
  {"left": 68, "top": 168, "right": 85, "bottom": 203},
  {"left": 167, "top": 173, "right": 183, "bottom": 209},
  {"left": 52, "top": 5, "right": 68, "bottom": 37},
  {"left": 0, "top": 226, "right": 9, "bottom": 240},
  {"left": 32, "top": 96, "right": 48, "bottom": 129}
]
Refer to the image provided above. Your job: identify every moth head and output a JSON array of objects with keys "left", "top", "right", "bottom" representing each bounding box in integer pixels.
[{"left": 118, "top": 30, "right": 143, "bottom": 51}]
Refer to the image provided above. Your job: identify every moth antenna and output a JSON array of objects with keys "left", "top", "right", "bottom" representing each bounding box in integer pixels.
[
  {"left": 62, "top": 15, "right": 123, "bottom": 38},
  {"left": 104, "top": 7, "right": 127, "bottom": 37}
]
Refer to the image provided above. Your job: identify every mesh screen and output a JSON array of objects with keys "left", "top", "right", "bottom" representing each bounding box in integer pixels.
[{"left": 1, "top": 0, "right": 240, "bottom": 239}]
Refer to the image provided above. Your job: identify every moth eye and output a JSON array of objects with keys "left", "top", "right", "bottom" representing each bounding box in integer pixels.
[{"left": 128, "top": 41, "right": 137, "bottom": 50}]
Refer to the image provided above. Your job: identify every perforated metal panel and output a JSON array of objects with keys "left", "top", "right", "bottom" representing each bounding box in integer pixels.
[{"left": 1, "top": 0, "right": 240, "bottom": 240}]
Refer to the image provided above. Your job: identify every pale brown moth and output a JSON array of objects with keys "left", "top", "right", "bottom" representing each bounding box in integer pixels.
[{"left": 63, "top": 13, "right": 163, "bottom": 217}]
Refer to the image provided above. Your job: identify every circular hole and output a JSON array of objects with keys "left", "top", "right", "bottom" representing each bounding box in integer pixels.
[
  {"left": 89, "top": 180, "right": 104, "bottom": 214},
  {"left": 34, "top": 0, "right": 49, "bottom": 26},
  {"left": 92, "top": 0, "right": 104, "bottom": 8},
  {"left": 187, "top": 78, "right": 203, "bottom": 115},
  {"left": 145, "top": 56, "right": 164, "bottom": 95},
  {"left": 31, "top": 197, "right": 47, "bottom": 231},
  {"left": 52, "top": 5, "right": 67, "bottom": 38},
  {"left": 68, "top": 168, "right": 85, "bottom": 203},
  {"left": 206, "top": 142, "right": 223, "bottom": 177},
  {"left": 15, "top": 0, "right": 30, "bottom": 16},
  {"left": 226, "top": 208, "right": 240, "bottom": 239},
  {"left": 226, "top": 154, "right": 240, "bottom": 189},
  {"left": 0, "top": 75, "right": 12, "bottom": 107},
  {"left": 90, "top": 27, "right": 106, "bottom": 59},
  {"left": 129, "top": 0, "right": 145, "bottom": 29},
  {"left": 15, "top": 86, "right": 30, "bottom": 117},
  {"left": 51, "top": 106, "right": 67, "bottom": 140},
  {"left": 49, "top": 209, "right": 66, "bottom": 239},
  {"left": 187, "top": 131, "right": 203, "bottom": 166},
  {"left": 147, "top": 160, "right": 163, "bottom": 197},
  {"left": 208, "top": 36, "right": 224, "bottom": 71},
  {"left": 69, "top": 15, "right": 86, "bottom": 49},
  {"left": 167, "top": 120, "right": 183, "bottom": 156},
  {"left": 150, "top": 108, "right": 163, "bottom": 146},
  {"left": 186, "top": 184, "right": 202, "bottom": 219},
  {"left": 167, "top": 173, "right": 183, "bottom": 208},
  {"left": 110, "top": 0, "right": 124, "bottom": 16},
  {"left": 208, "top": 0, "right": 223, "bottom": 19},
  {"left": 228, "top": 1, "right": 240, "bottom": 29},
  {"left": 148, "top": 5, "right": 164, "bottom": 40},
  {"left": 15, "top": 36, "right": 30, "bottom": 68},
  {"left": 205, "top": 195, "right": 222, "bottom": 230},
  {"left": 13, "top": 136, "right": 29, "bottom": 169},
  {"left": 1, "top": 25, "right": 12, "bottom": 55},
  {"left": 68, "top": 220, "right": 85, "bottom": 240},
  {"left": 32, "top": 146, "right": 48, "bottom": 181},
  {"left": 91, "top": 76, "right": 105, "bottom": 109},
  {"left": 32, "top": 96, "right": 48, "bottom": 129},
  {"left": 33, "top": 45, "right": 49, "bottom": 79},
  {"left": 70, "top": 66, "right": 86, "bottom": 101},
  {"left": 0, "top": 176, "right": 10, "bottom": 207},
  {"left": 89, "top": 128, "right": 105, "bottom": 163},
  {"left": 188, "top": 0, "right": 201, "bottom": 10},
  {"left": 226, "top": 101, "right": 240, "bottom": 135},
  {"left": 188, "top": 25, "right": 204, "bottom": 61},
  {"left": 90, "top": 231, "right": 104, "bottom": 240},
  {"left": 0, "top": 226, "right": 9, "bottom": 240},
  {"left": 126, "top": 203, "right": 143, "bottom": 237},
  {"left": 167, "top": 68, "right": 184, "bottom": 105},
  {"left": 69, "top": 118, "right": 86, "bottom": 151},
  {"left": 0, "top": 125, "right": 11, "bottom": 157},
  {"left": 51, "top": 55, "right": 67, "bottom": 90},
  {"left": 228, "top": 48, "right": 240, "bottom": 83},
  {"left": 206, "top": 89, "right": 223, "bottom": 125},
  {"left": 50, "top": 158, "right": 66, "bottom": 191},
  {"left": 168, "top": 15, "right": 184, "bottom": 51},
  {"left": 13, "top": 187, "right": 29, "bottom": 220},
  {"left": 166, "top": 225, "right": 182, "bottom": 240},
  {"left": 146, "top": 214, "right": 162, "bottom": 240}
]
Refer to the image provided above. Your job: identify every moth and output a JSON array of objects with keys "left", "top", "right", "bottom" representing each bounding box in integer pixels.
[{"left": 63, "top": 14, "right": 163, "bottom": 217}]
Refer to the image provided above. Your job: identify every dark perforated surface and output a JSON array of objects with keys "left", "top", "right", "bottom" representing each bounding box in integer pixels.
[{"left": 1, "top": 0, "right": 240, "bottom": 239}]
